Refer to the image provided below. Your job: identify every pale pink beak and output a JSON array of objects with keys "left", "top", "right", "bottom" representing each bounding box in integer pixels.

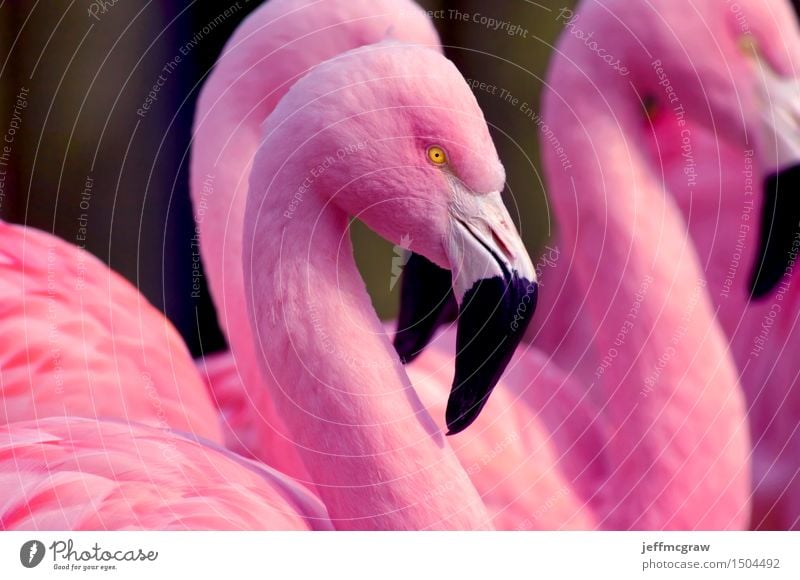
[{"left": 748, "top": 50, "right": 800, "bottom": 297}]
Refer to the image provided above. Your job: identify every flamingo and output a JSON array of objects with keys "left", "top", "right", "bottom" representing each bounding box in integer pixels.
[
  {"left": 0, "top": 417, "right": 331, "bottom": 530},
  {"left": 193, "top": 3, "right": 747, "bottom": 528},
  {"left": 235, "top": 16, "right": 750, "bottom": 528},
  {"left": 193, "top": 0, "right": 580, "bottom": 528},
  {"left": 191, "top": 0, "right": 442, "bottom": 478},
  {"left": 0, "top": 219, "right": 221, "bottom": 441},
  {"left": 529, "top": 0, "right": 800, "bottom": 530},
  {"left": 639, "top": 0, "right": 800, "bottom": 529}
]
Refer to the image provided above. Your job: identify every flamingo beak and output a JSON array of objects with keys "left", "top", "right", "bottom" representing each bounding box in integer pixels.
[
  {"left": 748, "top": 56, "right": 800, "bottom": 298},
  {"left": 750, "top": 167, "right": 800, "bottom": 298},
  {"left": 393, "top": 253, "right": 458, "bottom": 365},
  {"left": 393, "top": 189, "right": 537, "bottom": 435}
]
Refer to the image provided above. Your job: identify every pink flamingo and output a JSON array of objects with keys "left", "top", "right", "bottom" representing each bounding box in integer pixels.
[
  {"left": 192, "top": 0, "right": 750, "bottom": 529},
  {"left": 531, "top": 0, "right": 800, "bottom": 530},
  {"left": 640, "top": 0, "right": 800, "bottom": 529},
  {"left": 0, "top": 0, "right": 527, "bottom": 532},
  {"left": 191, "top": 0, "right": 441, "bottom": 477},
  {"left": 193, "top": 0, "right": 577, "bottom": 529},
  {"left": 0, "top": 220, "right": 331, "bottom": 529},
  {"left": 236, "top": 19, "right": 750, "bottom": 528},
  {"left": 1, "top": 417, "right": 331, "bottom": 530},
  {"left": 0, "top": 219, "right": 221, "bottom": 441}
]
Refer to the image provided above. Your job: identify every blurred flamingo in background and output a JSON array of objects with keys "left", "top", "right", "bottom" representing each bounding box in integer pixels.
[
  {"left": 535, "top": 0, "right": 754, "bottom": 528},
  {"left": 645, "top": 0, "right": 800, "bottom": 529},
  {"left": 533, "top": 0, "right": 800, "bottom": 530}
]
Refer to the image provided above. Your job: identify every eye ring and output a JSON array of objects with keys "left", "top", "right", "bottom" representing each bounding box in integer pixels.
[{"left": 427, "top": 145, "right": 448, "bottom": 166}]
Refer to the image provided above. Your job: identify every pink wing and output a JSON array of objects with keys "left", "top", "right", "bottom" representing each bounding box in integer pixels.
[
  {"left": 0, "top": 221, "right": 221, "bottom": 443},
  {"left": 0, "top": 417, "right": 332, "bottom": 530}
]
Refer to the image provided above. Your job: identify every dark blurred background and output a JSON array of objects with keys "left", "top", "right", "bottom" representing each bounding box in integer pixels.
[{"left": 0, "top": 0, "right": 573, "bottom": 356}]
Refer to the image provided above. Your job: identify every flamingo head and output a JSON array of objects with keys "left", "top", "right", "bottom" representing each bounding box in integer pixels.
[
  {"left": 565, "top": 0, "right": 800, "bottom": 297},
  {"left": 255, "top": 42, "right": 537, "bottom": 434}
]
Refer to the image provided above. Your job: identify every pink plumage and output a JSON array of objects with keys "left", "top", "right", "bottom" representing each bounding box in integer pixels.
[
  {"left": 648, "top": 0, "right": 800, "bottom": 529},
  {"left": 534, "top": 0, "right": 800, "bottom": 530},
  {"left": 2, "top": 0, "right": 777, "bottom": 533},
  {"left": 0, "top": 220, "right": 221, "bottom": 442},
  {"left": 0, "top": 417, "right": 331, "bottom": 530},
  {"left": 0, "top": 221, "right": 332, "bottom": 530},
  {"left": 195, "top": 0, "right": 752, "bottom": 530},
  {"left": 530, "top": 0, "right": 753, "bottom": 528},
  {"left": 191, "top": 0, "right": 442, "bottom": 479}
]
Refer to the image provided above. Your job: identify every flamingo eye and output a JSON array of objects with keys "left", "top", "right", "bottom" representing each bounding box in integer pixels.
[
  {"left": 738, "top": 34, "right": 758, "bottom": 57},
  {"left": 642, "top": 94, "right": 659, "bottom": 121},
  {"left": 427, "top": 145, "right": 448, "bottom": 166}
]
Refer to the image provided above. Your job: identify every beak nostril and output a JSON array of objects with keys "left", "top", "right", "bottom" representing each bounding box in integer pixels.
[
  {"left": 490, "top": 228, "right": 513, "bottom": 262},
  {"left": 456, "top": 218, "right": 510, "bottom": 281}
]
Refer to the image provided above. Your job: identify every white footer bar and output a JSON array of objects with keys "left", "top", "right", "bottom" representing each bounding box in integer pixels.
[{"left": 1, "top": 532, "right": 797, "bottom": 579}]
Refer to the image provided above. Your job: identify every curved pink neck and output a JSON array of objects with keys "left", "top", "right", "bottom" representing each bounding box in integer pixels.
[
  {"left": 189, "top": 0, "right": 441, "bottom": 479},
  {"left": 244, "top": 171, "right": 490, "bottom": 530},
  {"left": 542, "top": 71, "right": 749, "bottom": 526}
]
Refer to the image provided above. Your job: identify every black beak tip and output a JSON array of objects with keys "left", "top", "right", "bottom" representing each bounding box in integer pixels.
[
  {"left": 445, "top": 398, "right": 489, "bottom": 436},
  {"left": 447, "top": 275, "right": 538, "bottom": 434},
  {"left": 392, "top": 333, "right": 422, "bottom": 365},
  {"left": 748, "top": 165, "right": 800, "bottom": 299},
  {"left": 750, "top": 273, "right": 780, "bottom": 300}
]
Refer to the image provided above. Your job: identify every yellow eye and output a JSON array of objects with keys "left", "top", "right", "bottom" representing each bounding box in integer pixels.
[
  {"left": 738, "top": 34, "right": 758, "bottom": 56},
  {"left": 427, "top": 145, "right": 447, "bottom": 165}
]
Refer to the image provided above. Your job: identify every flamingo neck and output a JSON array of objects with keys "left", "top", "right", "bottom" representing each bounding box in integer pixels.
[
  {"left": 542, "top": 77, "right": 748, "bottom": 523},
  {"left": 188, "top": 0, "right": 441, "bottom": 480},
  {"left": 243, "top": 170, "right": 490, "bottom": 530}
]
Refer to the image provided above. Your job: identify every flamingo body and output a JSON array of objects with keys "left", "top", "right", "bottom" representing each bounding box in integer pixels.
[
  {"left": 0, "top": 418, "right": 331, "bottom": 530},
  {"left": 0, "top": 221, "right": 221, "bottom": 442},
  {"left": 194, "top": 0, "right": 751, "bottom": 530},
  {"left": 656, "top": 88, "right": 800, "bottom": 530},
  {"left": 533, "top": 0, "right": 800, "bottom": 530}
]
